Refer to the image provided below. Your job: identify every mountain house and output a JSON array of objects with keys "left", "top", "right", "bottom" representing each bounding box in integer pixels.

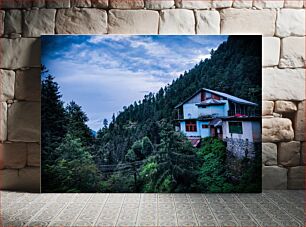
[{"left": 175, "top": 88, "right": 261, "bottom": 158}]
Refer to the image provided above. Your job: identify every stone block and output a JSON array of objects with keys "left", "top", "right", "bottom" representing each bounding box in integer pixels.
[
  {"left": 232, "top": 0, "right": 253, "bottom": 8},
  {"left": 0, "top": 10, "right": 4, "bottom": 35},
  {"left": 91, "top": 0, "right": 108, "bottom": 8},
  {"left": 15, "top": 68, "right": 41, "bottom": 102},
  {"left": 145, "top": 0, "right": 175, "bottom": 9},
  {"left": 108, "top": 10, "right": 159, "bottom": 34},
  {"left": 276, "top": 9, "right": 305, "bottom": 37},
  {"left": 280, "top": 37, "right": 305, "bottom": 68},
  {"left": 0, "top": 167, "right": 40, "bottom": 192},
  {"left": 175, "top": 0, "right": 212, "bottom": 9},
  {"left": 263, "top": 68, "right": 305, "bottom": 101},
  {"left": 288, "top": 166, "right": 304, "bottom": 189},
  {"left": 274, "top": 101, "right": 297, "bottom": 113},
  {"left": 262, "top": 101, "right": 274, "bottom": 115},
  {"left": 4, "top": 9, "right": 22, "bottom": 34},
  {"left": 262, "top": 37, "right": 280, "bottom": 66},
  {"left": 195, "top": 10, "right": 220, "bottom": 34},
  {"left": 253, "top": 0, "right": 284, "bottom": 8},
  {"left": 32, "top": 0, "right": 46, "bottom": 8},
  {"left": 27, "top": 143, "right": 40, "bottom": 167},
  {"left": 278, "top": 141, "right": 301, "bottom": 166},
  {"left": 0, "top": 38, "right": 40, "bottom": 69},
  {"left": 0, "top": 0, "right": 32, "bottom": 9},
  {"left": 46, "top": 0, "right": 70, "bottom": 8},
  {"left": 110, "top": 0, "right": 144, "bottom": 8},
  {"left": 8, "top": 102, "right": 41, "bottom": 142},
  {"left": 294, "top": 101, "right": 305, "bottom": 141},
  {"left": 262, "top": 166, "right": 287, "bottom": 189},
  {"left": 220, "top": 9, "right": 276, "bottom": 36},
  {"left": 56, "top": 8, "right": 107, "bottom": 34},
  {"left": 262, "top": 143, "right": 277, "bottom": 166},
  {"left": 301, "top": 142, "right": 305, "bottom": 165},
  {"left": 212, "top": 0, "right": 233, "bottom": 8},
  {"left": 262, "top": 118, "right": 294, "bottom": 142},
  {"left": 0, "top": 102, "right": 7, "bottom": 142},
  {"left": 71, "top": 0, "right": 91, "bottom": 7},
  {"left": 0, "top": 143, "right": 27, "bottom": 169},
  {"left": 159, "top": 9, "right": 195, "bottom": 34},
  {"left": 24, "top": 9, "right": 56, "bottom": 37},
  {"left": 284, "top": 0, "right": 304, "bottom": 8},
  {"left": 0, "top": 69, "right": 15, "bottom": 102}
]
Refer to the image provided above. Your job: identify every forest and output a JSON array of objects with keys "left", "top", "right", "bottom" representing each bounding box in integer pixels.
[{"left": 41, "top": 35, "right": 262, "bottom": 193}]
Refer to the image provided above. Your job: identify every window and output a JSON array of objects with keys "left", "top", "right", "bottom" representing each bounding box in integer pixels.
[
  {"left": 212, "top": 94, "right": 220, "bottom": 100},
  {"left": 202, "top": 124, "right": 209, "bottom": 129},
  {"left": 186, "top": 120, "right": 197, "bottom": 132},
  {"left": 229, "top": 122, "right": 243, "bottom": 134}
]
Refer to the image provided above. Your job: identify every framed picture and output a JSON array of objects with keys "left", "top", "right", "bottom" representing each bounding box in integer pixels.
[{"left": 41, "top": 35, "right": 262, "bottom": 193}]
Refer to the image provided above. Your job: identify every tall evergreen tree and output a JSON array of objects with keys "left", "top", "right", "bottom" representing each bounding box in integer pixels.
[
  {"left": 140, "top": 121, "right": 197, "bottom": 192},
  {"left": 41, "top": 69, "right": 68, "bottom": 191},
  {"left": 66, "top": 101, "right": 94, "bottom": 147},
  {"left": 46, "top": 133, "right": 101, "bottom": 192}
]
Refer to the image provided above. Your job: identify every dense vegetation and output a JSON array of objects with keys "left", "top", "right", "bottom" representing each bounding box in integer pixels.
[{"left": 41, "top": 36, "right": 262, "bottom": 193}]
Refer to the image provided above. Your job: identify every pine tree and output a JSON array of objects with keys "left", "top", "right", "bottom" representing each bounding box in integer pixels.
[
  {"left": 140, "top": 121, "right": 197, "bottom": 192},
  {"left": 46, "top": 133, "right": 101, "bottom": 192},
  {"left": 66, "top": 101, "right": 94, "bottom": 147},
  {"left": 41, "top": 70, "right": 67, "bottom": 191}
]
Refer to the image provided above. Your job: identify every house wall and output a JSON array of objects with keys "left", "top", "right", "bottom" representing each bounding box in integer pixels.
[
  {"left": 199, "top": 122, "right": 210, "bottom": 138},
  {"left": 183, "top": 103, "right": 199, "bottom": 119},
  {"left": 223, "top": 121, "right": 254, "bottom": 142},
  {"left": 0, "top": 0, "right": 304, "bottom": 191},
  {"left": 180, "top": 121, "right": 210, "bottom": 138},
  {"left": 185, "top": 92, "right": 201, "bottom": 104},
  {"left": 183, "top": 101, "right": 229, "bottom": 119},
  {"left": 198, "top": 102, "right": 229, "bottom": 117}
]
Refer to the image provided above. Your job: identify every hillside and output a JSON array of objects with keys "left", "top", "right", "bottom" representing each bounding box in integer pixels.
[{"left": 95, "top": 35, "right": 262, "bottom": 164}]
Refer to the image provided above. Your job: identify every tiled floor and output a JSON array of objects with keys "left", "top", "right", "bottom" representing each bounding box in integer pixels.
[{"left": 1, "top": 190, "right": 304, "bottom": 226}]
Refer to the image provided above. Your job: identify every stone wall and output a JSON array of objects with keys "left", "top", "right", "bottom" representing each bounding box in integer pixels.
[
  {"left": 0, "top": 0, "right": 305, "bottom": 192},
  {"left": 225, "top": 138, "right": 257, "bottom": 159}
]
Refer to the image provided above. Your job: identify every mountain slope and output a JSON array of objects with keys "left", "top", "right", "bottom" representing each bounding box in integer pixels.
[{"left": 95, "top": 35, "right": 262, "bottom": 164}]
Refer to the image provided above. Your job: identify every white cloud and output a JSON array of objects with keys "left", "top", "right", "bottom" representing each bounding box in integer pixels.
[
  {"left": 193, "top": 54, "right": 211, "bottom": 63},
  {"left": 88, "top": 35, "right": 133, "bottom": 44}
]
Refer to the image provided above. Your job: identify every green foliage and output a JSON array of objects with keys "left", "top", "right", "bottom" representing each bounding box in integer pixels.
[
  {"left": 45, "top": 133, "right": 101, "bottom": 192},
  {"left": 140, "top": 160, "right": 158, "bottom": 192},
  {"left": 197, "top": 138, "right": 234, "bottom": 193},
  {"left": 98, "top": 172, "right": 134, "bottom": 192},
  {"left": 66, "top": 101, "right": 94, "bottom": 147},
  {"left": 41, "top": 71, "right": 68, "bottom": 190},
  {"left": 139, "top": 121, "right": 197, "bottom": 192}
]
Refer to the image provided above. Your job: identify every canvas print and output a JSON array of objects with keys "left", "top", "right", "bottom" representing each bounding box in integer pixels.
[{"left": 41, "top": 35, "right": 262, "bottom": 193}]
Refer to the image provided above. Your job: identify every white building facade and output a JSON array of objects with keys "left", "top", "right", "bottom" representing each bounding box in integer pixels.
[{"left": 175, "top": 88, "right": 261, "bottom": 152}]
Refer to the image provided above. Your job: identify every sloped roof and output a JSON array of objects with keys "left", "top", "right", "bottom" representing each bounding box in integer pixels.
[
  {"left": 209, "top": 118, "right": 222, "bottom": 127},
  {"left": 175, "top": 88, "right": 258, "bottom": 108}
]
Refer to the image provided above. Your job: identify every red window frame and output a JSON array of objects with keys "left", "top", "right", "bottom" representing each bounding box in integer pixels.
[
  {"left": 186, "top": 120, "right": 197, "bottom": 132},
  {"left": 202, "top": 124, "right": 209, "bottom": 129}
]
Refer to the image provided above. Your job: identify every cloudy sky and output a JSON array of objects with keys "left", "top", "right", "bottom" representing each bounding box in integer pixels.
[{"left": 41, "top": 35, "right": 228, "bottom": 131}]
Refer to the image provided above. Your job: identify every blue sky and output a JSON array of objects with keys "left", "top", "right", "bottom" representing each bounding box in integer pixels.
[{"left": 41, "top": 35, "right": 228, "bottom": 131}]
